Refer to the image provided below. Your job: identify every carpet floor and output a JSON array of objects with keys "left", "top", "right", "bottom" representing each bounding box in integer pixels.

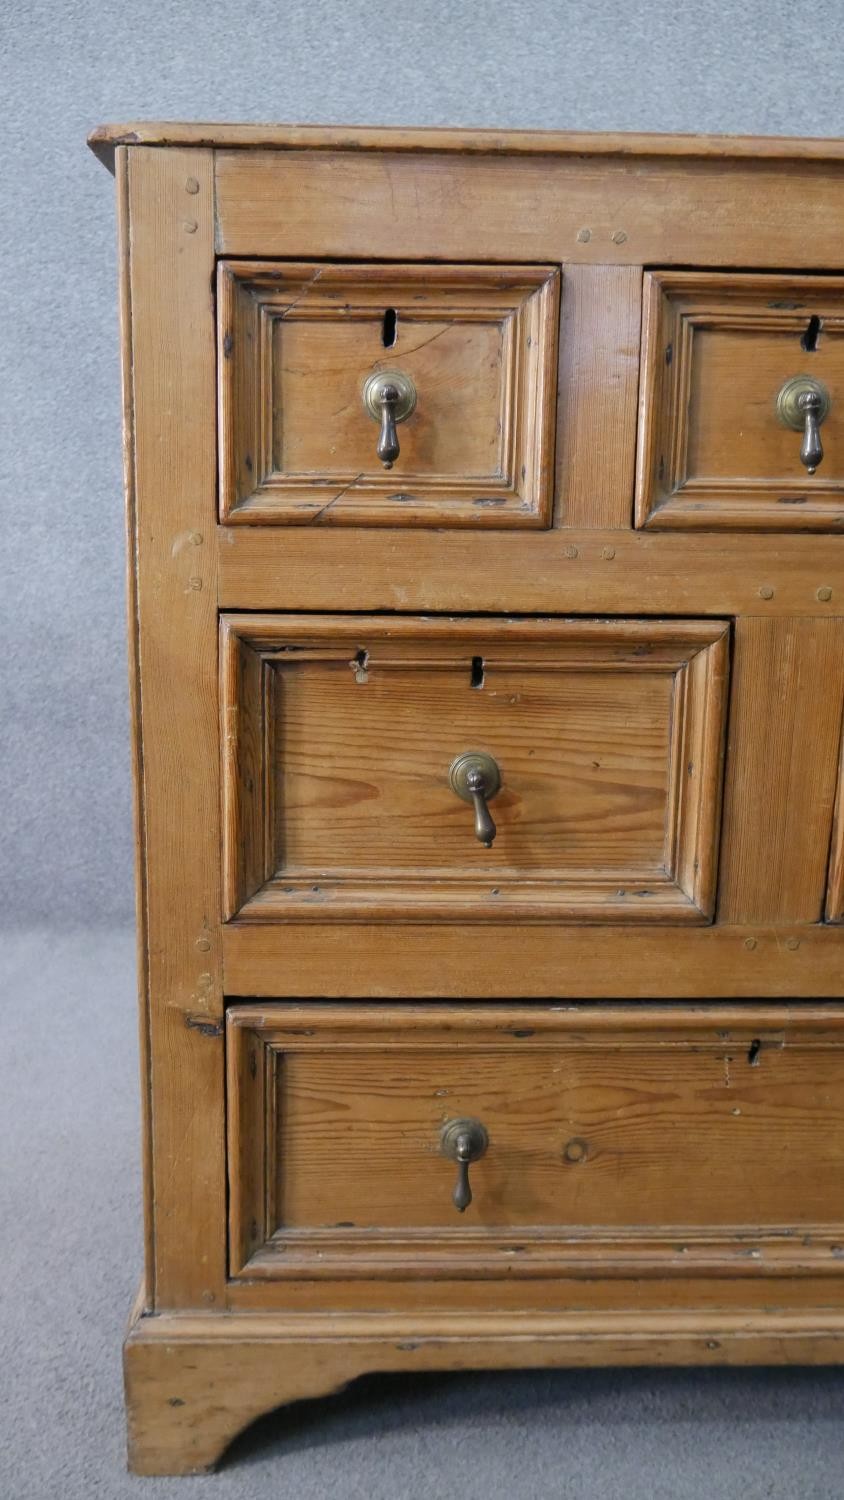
[{"left": 1, "top": 928, "right": 842, "bottom": 1498}]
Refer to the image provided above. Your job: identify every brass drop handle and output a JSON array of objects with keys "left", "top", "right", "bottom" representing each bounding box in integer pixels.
[
  {"left": 466, "top": 769, "right": 496, "bottom": 847},
  {"left": 798, "top": 390, "right": 824, "bottom": 473},
  {"left": 440, "top": 1117, "right": 489, "bottom": 1213},
  {"left": 449, "top": 751, "right": 501, "bottom": 848},
  {"left": 362, "top": 370, "right": 417, "bottom": 470},
  {"left": 375, "top": 384, "right": 401, "bottom": 467},
  {"left": 776, "top": 375, "right": 831, "bottom": 475}
]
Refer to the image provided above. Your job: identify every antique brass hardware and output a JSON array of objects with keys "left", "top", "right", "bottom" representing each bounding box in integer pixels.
[
  {"left": 362, "top": 369, "right": 417, "bottom": 468},
  {"left": 440, "top": 1117, "right": 489, "bottom": 1212},
  {"left": 449, "top": 751, "right": 501, "bottom": 847},
  {"left": 776, "top": 375, "right": 831, "bottom": 474}
]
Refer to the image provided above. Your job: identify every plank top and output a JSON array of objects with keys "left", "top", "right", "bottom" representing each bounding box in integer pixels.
[{"left": 88, "top": 121, "right": 844, "bottom": 172}]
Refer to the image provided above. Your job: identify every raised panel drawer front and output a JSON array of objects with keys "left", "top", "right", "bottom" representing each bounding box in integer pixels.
[
  {"left": 636, "top": 272, "right": 844, "bottom": 530},
  {"left": 221, "top": 614, "right": 729, "bottom": 923},
  {"left": 227, "top": 1004, "right": 844, "bottom": 1280},
  {"left": 218, "top": 261, "right": 560, "bottom": 526}
]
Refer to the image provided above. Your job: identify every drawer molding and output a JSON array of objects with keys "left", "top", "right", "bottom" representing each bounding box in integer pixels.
[
  {"left": 227, "top": 1003, "right": 844, "bottom": 1281},
  {"left": 827, "top": 727, "right": 844, "bottom": 921},
  {"left": 220, "top": 614, "right": 730, "bottom": 925},
  {"left": 218, "top": 261, "right": 560, "bottom": 528},
  {"left": 637, "top": 272, "right": 844, "bottom": 531},
  {"left": 241, "top": 1226, "right": 844, "bottom": 1282}
]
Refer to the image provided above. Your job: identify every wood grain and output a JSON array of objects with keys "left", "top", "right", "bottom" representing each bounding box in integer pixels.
[
  {"left": 637, "top": 272, "right": 844, "bottom": 530},
  {"left": 126, "top": 147, "right": 226, "bottom": 1307},
  {"left": 220, "top": 627, "right": 274, "bottom": 919},
  {"left": 217, "top": 526, "right": 844, "bottom": 615},
  {"left": 227, "top": 1003, "right": 844, "bottom": 1281},
  {"left": 218, "top": 261, "right": 559, "bottom": 527},
  {"left": 225, "top": 1268, "right": 844, "bottom": 1314},
  {"left": 827, "top": 732, "right": 844, "bottom": 921},
  {"left": 556, "top": 265, "right": 642, "bottom": 527},
  {"left": 124, "top": 1303, "right": 844, "bottom": 1473},
  {"left": 215, "top": 151, "right": 844, "bottom": 271},
  {"left": 223, "top": 921, "right": 844, "bottom": 999},
  {"left": 221, "top": 614, "right": 728, "bottom": 923},
  {"left": 89, "top": 122, "right": 844, "bottom": 171},
  {"left": 115, "top": 146, "right": 155, "bottom": 1298},
  {"left": 718, "top": 617, "right": 844, "bottom": 923}
]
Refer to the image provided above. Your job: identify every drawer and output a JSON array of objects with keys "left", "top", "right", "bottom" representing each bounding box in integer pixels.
[
  {"left": 221, "top": 614, "right": 729, "bottom": 923},
  {"left": 637, "top": 272, "right": 844, "bottom": 530},
  {"left": 227, "top": 1003, "right": 844, "bottom": 1279},
  {"left": 218, "top": 260, "right": 560, "bottom": 527}
]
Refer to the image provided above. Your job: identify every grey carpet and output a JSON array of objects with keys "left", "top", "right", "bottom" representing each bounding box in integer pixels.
[{"left": 1, "top": 930, "right": 843, "bottom": 1497}]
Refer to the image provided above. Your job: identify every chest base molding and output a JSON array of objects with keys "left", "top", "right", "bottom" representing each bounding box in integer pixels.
[{"left": 125, "top": 1300, "right": 844, "bottom": 1475}]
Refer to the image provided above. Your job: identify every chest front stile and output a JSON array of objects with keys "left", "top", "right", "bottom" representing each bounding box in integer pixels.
[{"left": 121, "top": 146, "right": 226, "bottom": 1310}]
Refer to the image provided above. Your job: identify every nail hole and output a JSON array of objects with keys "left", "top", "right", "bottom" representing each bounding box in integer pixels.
[
  {"left": 563, "top": 1138, "right": 589, "bottom": 1164},
  {"left": 382, "top": 308, "right": 398, "bottom": 348},
  {"left": 801, "top": 315, "right": 822, "bottom": 352},
  {"left": 470, "top": 656, "right": 485, "bottom": 689},
  {"left": 747, "top": 1038, "right": 762, "bottom": 1066}
]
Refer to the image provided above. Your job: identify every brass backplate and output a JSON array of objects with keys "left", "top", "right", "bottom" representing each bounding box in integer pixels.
[
  {"left": 440, "top": 1117, "right": 489, "bottom": 1162},
  {"left": 448, "top": 751, "right": 501, "bottom": 803},
  {"left": 776, "top": 374, "right": 831, "bottom": 430},
  {"left": 362, "top": 369, "right": 417, "bottom": 423}
]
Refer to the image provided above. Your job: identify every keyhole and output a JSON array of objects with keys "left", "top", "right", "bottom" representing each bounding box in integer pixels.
[
  {"left": 801, "top": 315, "right": 822, "bottom": 352},
  {"left": 470, "top": 656, "right": 485, "bottom": 689},
  {"left": 382, "top": 308, "right": 398, "bottom": 347},
  {"left": 351, "top": 648, "right": 369, "bottom": 684}
]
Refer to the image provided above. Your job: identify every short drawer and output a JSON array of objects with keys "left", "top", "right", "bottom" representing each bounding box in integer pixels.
[
  {"left": 221, "top": 613, "right": 729, "bottom": 923},
  {"left": 218, "top": 260, "right": 559, "bottom": 527},
  {"left": 227, "top": 1003, "right": 844, "bottom": 1280},
  {"left": 637, "top": 272, "right": 844, "bottom": 530}
]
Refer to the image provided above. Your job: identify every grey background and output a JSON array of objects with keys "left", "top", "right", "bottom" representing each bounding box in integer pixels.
[
  {"left": 3, "top": 7, "right": 844, "bottom": 1497},
  {"left": 3, "top": 0, "right": 844, "bottom": 922}
]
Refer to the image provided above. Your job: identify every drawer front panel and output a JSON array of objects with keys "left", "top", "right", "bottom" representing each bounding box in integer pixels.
[
  {"left": 227, "top": 1004, "right": 844, "bottom": 1279},
  {"left": 637, "top": 272, "right": 844, "bottom": 530},
  {"left": 221, "top": 614, "right": 729, "bottom": 923},
  {"left": 218, "top": 261, "right": 559, "bottom": 527}
]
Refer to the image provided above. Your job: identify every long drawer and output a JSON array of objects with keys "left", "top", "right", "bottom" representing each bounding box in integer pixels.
[{"left": 227, "top": 1003, "right": 844, "bottom": 1281}]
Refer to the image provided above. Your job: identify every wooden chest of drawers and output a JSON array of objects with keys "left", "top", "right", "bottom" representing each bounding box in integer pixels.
[{"left": 91, "top": 121, "right": 844, "bottom": 1475}]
